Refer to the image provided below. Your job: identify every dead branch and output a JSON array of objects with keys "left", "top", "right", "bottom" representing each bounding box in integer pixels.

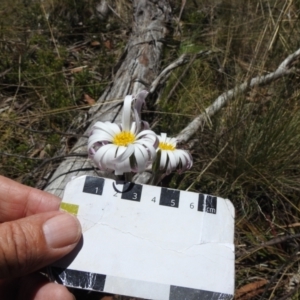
[
  {"left": 177, "top": 48, "right": 300, "bottom": 143},
  {"left": 236, "top": 232, "right": 300, "bottom": 262},
  {"left": 149, "top": 50, "right": 212, "bottom": 95},
  {"left": 132, "top": 48, "right": 300, "bottom": 184}
]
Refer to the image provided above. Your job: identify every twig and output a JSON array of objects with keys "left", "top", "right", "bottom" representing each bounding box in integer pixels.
[
  {"left": 236, "top": 233, "right": 300, "bottom": 263},
  {"left": 260, "top": 233, "right": 300, "bottom": 248},
  {"left": 107, "top": 4, "right": 127, "bottom": 25},
  {"left": 177, "top": 47, "right": 300, "bottom": 143},
  {"left": 149, "top": 50, "right": 212, "bottom": 95},
  {"left": 165, "top": 55, "right": 197, "bottom": 104},
  {"left": 178, "top": 0, "right": 186, "bottom": 24},
  {"left": 0, "top": 67, "right": 12, "bottom": 77}
]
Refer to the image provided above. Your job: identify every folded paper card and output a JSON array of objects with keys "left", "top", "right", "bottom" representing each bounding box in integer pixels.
[{"left": 49, "top": 175, "right": 235, "bottom": 300}]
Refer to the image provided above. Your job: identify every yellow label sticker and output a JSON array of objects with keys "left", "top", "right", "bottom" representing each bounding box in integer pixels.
[{"left": 60, "top": 202, "right": 79, "bottom": 216}]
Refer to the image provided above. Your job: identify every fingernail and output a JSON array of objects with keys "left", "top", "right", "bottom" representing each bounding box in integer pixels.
[{"left": 43, "top": 213, "right": 81, "bottom": 249}]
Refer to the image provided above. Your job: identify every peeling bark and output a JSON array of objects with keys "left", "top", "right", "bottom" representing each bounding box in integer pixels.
[{"left": 44, "top": 0, "right": 172, "bottom": 197}]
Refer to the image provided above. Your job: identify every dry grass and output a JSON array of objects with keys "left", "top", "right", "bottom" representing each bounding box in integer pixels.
[
  {"left": 0, "top": 0, "right": 129, "bottom": 184},
  {"left": 161, "top": 1, "right": 300, "bottom": 299},
  {"left": 1, "top": 0, "right": 300, "bottom": 299}
]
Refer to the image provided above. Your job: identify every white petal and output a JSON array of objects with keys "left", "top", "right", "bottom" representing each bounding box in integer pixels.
[
  {"left": 115, "top": 145, "right": 127, "bottom": 157},
  {"left": 136, "top": 130, "right": 157, "bottom": 139},
  {"left": 134, "top": 140, "right": 157, "bottom": 159},
  {"left": 167, "top": 150, "right": 177, "bottom": 169},
  {"left": 133, "top": 109, "right": 141, "bottom": 132},
  {"left": 92, "top": 121, "right": 106, "bottom": 129},
  {"left": 160, "top": 150, "right": 167, "bottom": 169},
  {"left": 133, "top": 147, "right": 147, "bottom": 172},
  {"left": 134, "top": 143, "right": 149, "bottom": 160},
  {"left": 93, "top": 144, "right": 117, "bottom": 169},
  {"left": 160, "top": 133, "right": 167, "bottom": 142},
  {"left": 115, "top": 159, "right": 131, "bottom": 175},
  {"left": 122, "top": 95, "right": 133, "bottom": 131},
  {"left": 130, "top": 122, "right": 137, "bottom": 134},
  {"left": 94, "top": 144, "right": 115, "bottom": 162},
  {"left": 108, "top": 122, "right": 122, "bottom": 133},
  {"left": 174, "top": 150, "right": 193, "bottom": 172},
  {"left": 137, "top": 136, "right": 157, "bottom": 146},
  {"left": 115, "top": 144, "right": 135, "bottom": 162},
  {"left": 88, "top": 132, "right": 113, "bottom": 148},
  {"left": 97, "top": 122, "right": 121, "bottom": 136},
  {"left": 93, "top": 130, "right": 115, "bottom": 141}
]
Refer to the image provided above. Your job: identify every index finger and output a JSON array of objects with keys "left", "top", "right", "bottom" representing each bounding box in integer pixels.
[{"left": 0, "top": 176, "right": 61, "bottom": 222}]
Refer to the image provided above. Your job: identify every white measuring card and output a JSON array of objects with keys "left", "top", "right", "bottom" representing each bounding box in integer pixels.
[{"left": 49, "top": 175, "right": 235, "bottom": 300}]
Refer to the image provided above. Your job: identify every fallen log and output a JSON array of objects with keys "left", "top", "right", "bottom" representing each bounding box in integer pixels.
[{"left": 44, "top": 0, "right": 172, "bottom": 197}]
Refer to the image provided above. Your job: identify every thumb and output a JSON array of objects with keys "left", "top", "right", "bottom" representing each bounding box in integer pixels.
[{"left": 0, "top": 211, "right": 81, "bottom": 279}]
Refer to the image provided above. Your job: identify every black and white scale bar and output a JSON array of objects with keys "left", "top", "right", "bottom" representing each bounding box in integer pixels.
[
  {"left": 57, "top": 175, "right": 235, "bottom": 298},
  {"left": 51, "top": 268, "right": 233, "bottom": 300},
  {"left": 82, "top": 176, "right": 218, "bottom": 214}
]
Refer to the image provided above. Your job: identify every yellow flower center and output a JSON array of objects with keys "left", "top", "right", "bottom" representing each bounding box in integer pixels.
[
  {"left": 113, "top": 131, "right": 136, "bottom": 146},
  {"left": 159, "top": 142, "right": 175, "bottom": 151}
]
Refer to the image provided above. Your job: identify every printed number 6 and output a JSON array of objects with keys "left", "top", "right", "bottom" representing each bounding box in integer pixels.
[{"left": 190, "top": 203, "right": 194, "bottom": 209}]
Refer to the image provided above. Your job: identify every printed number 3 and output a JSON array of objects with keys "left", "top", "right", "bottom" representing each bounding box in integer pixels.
[{"left": 132, "top": 193, "right": 137, "bottom": 200}]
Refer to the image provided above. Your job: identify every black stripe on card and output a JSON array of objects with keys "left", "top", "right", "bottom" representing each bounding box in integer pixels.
[
  {"left": 159, "top": 188, "right": 180, "bottom": 208},
  {"left": 121, "top": 182, "right": 143, "bottom": 202},
  {"left": 198, "top": 194, "right": 217, "bottom": 214},
  {"left": 50, "top": 267, "right": 106, "bottom": 291},
  {"left": 169, "top": 286, "right": 233, "bottom": 300},
  {"left": 83, "top": 176, "right": 105, "bottom": 196}
]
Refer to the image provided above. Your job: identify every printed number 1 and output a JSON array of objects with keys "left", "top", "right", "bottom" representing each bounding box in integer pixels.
[{"left": 95, "top": 187, "right": 98, "bottom": 193}]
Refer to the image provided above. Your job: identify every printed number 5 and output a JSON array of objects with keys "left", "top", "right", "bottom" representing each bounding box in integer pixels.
[
  {"left": 171, "top": 200, "right": 175, "bottom": 206},
  {"left": 132, "top": 193, "right": 137, "bottom": 200}
]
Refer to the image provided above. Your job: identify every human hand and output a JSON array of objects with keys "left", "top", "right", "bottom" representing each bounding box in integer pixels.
[{"left": 0, "top": 176, "right": 82, "bottom": 300}]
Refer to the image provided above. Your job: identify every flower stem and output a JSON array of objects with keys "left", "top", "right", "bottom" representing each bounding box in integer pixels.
[{"left": 124, "top": 172, "right": 133, "bottom": 182}]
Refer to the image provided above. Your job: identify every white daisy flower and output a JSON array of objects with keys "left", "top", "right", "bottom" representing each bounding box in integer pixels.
[
  {"left": 88, "top": 92, "right": 158, "bottom": 175},
  {"left": 154, "top": 133, "right": 193, "bottom": 175}
]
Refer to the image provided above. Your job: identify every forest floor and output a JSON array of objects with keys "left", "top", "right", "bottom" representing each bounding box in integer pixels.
[{"left": 1, "top": 0, "right": 300, "bottom": 299}]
